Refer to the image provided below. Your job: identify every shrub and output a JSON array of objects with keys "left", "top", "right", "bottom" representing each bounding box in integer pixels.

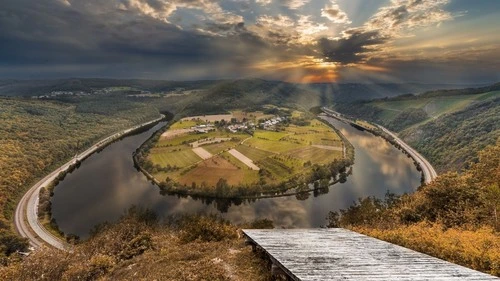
[{"left": 177, "top": 215, "right": 238, "bottom": 243}]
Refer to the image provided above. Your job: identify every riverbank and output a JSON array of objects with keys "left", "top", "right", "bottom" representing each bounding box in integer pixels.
[
  {"left": 14, "top": 114, "right": 166, "bottom": 250},
  {"left": 321, "top": 107, "right": 437, "bottom": 185}
]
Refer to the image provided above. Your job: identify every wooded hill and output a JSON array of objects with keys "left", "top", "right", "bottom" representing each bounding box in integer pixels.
[
  {"left": 0, "top": 89, "right": 200, "bottom": 262},
  {"left": 333, "top": 83, "right": 500, "bottom": 172}
]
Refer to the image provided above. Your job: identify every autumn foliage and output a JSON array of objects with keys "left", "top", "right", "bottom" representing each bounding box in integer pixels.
[
  {"left": 0, "top": 212, "right": 271, "bottom": 281},
  {"left": 328, "top": 141, "right": 500, "bottom": 276}
]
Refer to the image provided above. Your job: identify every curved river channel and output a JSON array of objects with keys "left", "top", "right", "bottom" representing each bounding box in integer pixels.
[{"left": 51, "top": 116, "right": 421, "bottom": 238}]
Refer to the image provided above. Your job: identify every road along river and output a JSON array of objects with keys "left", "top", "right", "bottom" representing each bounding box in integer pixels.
[
  {"left": 49, "top": 116, "right": 421, "bottom": 239},
  {"left": 321, "top": 107, "right": 437, "bottom": 184},
  {"left": 14, "top": 115, "right": 165, "bottom": 249}
]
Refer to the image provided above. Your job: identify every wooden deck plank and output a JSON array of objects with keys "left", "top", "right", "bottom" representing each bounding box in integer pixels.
[{"left": 243, "top": 228, "right": 499, "bottom": 281}]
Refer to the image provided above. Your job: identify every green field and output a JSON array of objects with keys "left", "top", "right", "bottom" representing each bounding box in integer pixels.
[
  {"left": 169, "top": 119, "right": 199, "bottom": 129},
  {"left": 245, "top": 137, "right": 303, "bottom": 153},
  {"left": 203, "top": 141, "right": 235, "bottom": 155},
  {"left": 286, "top": 146, "right": 342, "bottom": 164},
  {"left": 158, "top": 131, "right": 248, "bottom": 147},
  {"left": 149, "top": 147, "right": 200, "bottom": 167},
  {"left": 148, "top": 110, "right": 345, "bottom": 190},
  {"left": 253, "top": 130, "right": 288, "bottom": 141},
  {"left": 234, "top": 144, "right": 274, "bottom": 161}
]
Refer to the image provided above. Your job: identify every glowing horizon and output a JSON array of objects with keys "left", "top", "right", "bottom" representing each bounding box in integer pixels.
[{"left": 0, "top": 0, "right": 499, "bottom": 84}]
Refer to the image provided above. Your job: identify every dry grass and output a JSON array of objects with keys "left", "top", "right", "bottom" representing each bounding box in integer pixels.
[
  {"left": 352, "top": 223, "right": 500, "bottom": 276},
  {"left": 0, "top": 214, "right": 272, "bottom": 281}
]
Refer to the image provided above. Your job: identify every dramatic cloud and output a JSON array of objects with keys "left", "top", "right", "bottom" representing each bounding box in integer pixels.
[
  {"left": 250, "top": 14, "right": 328, "bottom": 45},
  {"left": 367, "top": 0, "right": 453, "bottom": 36},
  {"left": 321, "top": 0, "right": 351, "bottom": 24},
  {"left": 0, "top": 0, "right": 498, "bottom": 83},
  {"left": 318, "top": 29, "right": 386, "bottom": 64},
  {"left": 119, "top": 0, "right": 177, "bottom": 22},
  {"left": 317, "top": 0, "right": 455, "bottom": 65},
  {"left": 280, "top": 0, "right": 310, "bottom": 10}
]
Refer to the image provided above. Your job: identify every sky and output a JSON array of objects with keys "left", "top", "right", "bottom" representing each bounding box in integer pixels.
[{"left": 0, "top": 0, "right": 499, "bottom": 83}]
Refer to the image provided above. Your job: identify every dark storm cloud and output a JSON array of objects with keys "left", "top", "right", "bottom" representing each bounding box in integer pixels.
[
  {"left": 316, "top": 0, "right": 453, "bottom": 65},
  {"left": 0, "top": 0, "right": 497, "bottom": 83},
  {"left": 318, "top": 29, "right": 386, "bottom": 64},
  {"left": 0, "top": 0, "right": 272, "bottom": 78}
]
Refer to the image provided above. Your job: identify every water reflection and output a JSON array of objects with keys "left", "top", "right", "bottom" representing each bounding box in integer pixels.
[{"left": 51, "top": 117, "right": 421, "bottom": 239}]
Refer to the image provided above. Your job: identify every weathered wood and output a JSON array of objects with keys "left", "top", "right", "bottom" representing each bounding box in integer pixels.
[{"left": 243, "top": 228, "right": 499, "bottom": 281}]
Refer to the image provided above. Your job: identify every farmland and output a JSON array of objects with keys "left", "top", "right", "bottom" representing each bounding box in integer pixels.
[{"left": 144, "top": 109, "right": 348, "bottom": 197}]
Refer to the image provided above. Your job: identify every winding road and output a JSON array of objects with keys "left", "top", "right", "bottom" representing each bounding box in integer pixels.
[
  {"left": 377, "top": 125, "right": 438, "bottom": 184},
  {"left": 321, "top": 108, "right": 437, "bottom": 184},
  {"left": 14, "top": 115, "right": 165, "bottom": 251},
  {"left": 15, "top": 110, "right": 435, "bottom": 251}
]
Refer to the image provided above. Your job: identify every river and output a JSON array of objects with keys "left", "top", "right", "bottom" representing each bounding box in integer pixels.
[{"left": 51, "top": 116, "right": 421, "bottom": 238}]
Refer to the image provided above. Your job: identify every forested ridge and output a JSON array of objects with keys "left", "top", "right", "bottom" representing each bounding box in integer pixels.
[
  {"left": 333, "top": 83, "right": 500, "bottom": 172},
  {"left": 0, "top": 95, "right": 167, "bottom": 261},
  {"left": 401, "top": 97, "right": 499, "bottom": 171},
  {"left": 0, "top": 86, "right": 209, "bottom": 261}
]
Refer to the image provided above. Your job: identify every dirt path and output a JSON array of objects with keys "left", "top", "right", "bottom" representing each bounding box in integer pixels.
[
  {"left": 240, "top": 136, "right": 252, "bottom": 144},
  {"left": 228, "top": 149, "right": 260, "bottom": 170},
  {"left": 192, "top": 147, "right": 213, "bottom": 160}
]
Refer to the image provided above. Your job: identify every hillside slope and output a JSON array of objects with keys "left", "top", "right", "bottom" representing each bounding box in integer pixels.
[
  {"left": 401, "top": 97, "right": 499, "bottom": 171},
  {"left": 0, "top": 79, "right": 216, "bottom": 96},
  {"left": 333, "top": 83, "right": 500, "bottom": 172},
  {"left": 328, "top": 142, "right": 500, "bottom": 276},
  {"left": 0, "top": 213, "right": 271, "bottom": 280},
  {"left": 0, "top": 89, "right": 200, "bottom": 261}
]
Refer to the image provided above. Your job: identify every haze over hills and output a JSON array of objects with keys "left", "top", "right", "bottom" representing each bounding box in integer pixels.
[{"left": 0, "top": 78, "right": 483, "bottom": 104}]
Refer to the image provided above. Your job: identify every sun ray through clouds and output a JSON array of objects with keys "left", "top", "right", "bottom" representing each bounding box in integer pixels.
[{"left": 0, "top": 0, "right": 498, "bottom": 83}]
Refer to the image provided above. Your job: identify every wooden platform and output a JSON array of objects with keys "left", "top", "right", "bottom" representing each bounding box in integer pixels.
[{"left": 243, "top": 229, "right": 499, "bottom": 281}]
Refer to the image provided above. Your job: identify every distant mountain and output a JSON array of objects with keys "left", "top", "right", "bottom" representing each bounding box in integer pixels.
[
  {"left": 0, "top": 78, "right": 482, "bottom": 104},
  {"left": 304, "top": 82, "right": 483, "bottom": 103},
  {"left": 0, "top": 78, "right": 217, "bottom": 96}
]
